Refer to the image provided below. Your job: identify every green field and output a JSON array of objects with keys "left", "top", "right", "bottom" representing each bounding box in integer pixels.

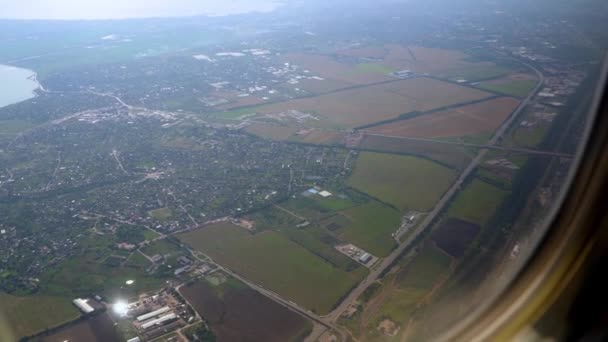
[
  {"left": 148, "top": 207, "right": 173, "bottom": 221},
  {"left": 141, "top": 238, "right": 184, "bottom": 257},
  {"left": 207, "top": 105, "right": 264, "bottom": 120},
  {"left": 477, "top": 79, "right": 537, "bottom": 97},
  {"left": 143, "top": 229, "right": 161, "bottom": 241},
  {"left": 178, "top": 222, "right": 367, "bottom": 314},
  {"left": 0, "top": 120, "right": 35, "bottom": 137},
  {"left": 356, "top": 63, "right": 395, "bottom": 74},
  {"left": 440, "top": 65, "right": 514, "bottom": 81},
  {"left": 333, "top": 202, "right": 400, "bottom": 256},
  {"left": 512, "top": 124, "right": 550, "bottom": 148},
  {"left": 447, "top": 179, "right": 509, "bottom": 226},
  {"left": 397, "top": 244, "right": 452, "bottom": 289},
  {"left": 348, "top": 152, "right": 457, "bottom": 211},
  {"left": 344, "top": 243, "right": 452, "bottom": 340},
  {"left": 278, "top": 226, "right": 359, "bottom": 271},
  {"left": 38, "top": 234, "right": 167, "bottom": 299},
  {"left": 0, "top": 292, "right": 80, "bottom": 341}
]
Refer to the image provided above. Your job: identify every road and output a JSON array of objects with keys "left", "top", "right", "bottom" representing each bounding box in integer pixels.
[
  {"left": 364, "top": 133, "right": 574, "bottom": 158},
  {"left": 323, "top": 61, "right": 545, "bottom": 324},
  {"left": 160, "top": 61, "right": 545, "bottom": 341},
  {"left": 182, "top": 247, "right": 339, "bottom": 339}
]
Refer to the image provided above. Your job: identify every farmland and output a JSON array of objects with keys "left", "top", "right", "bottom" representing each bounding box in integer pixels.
[
  {"left": 347, "top": 152, "right": 457, "bottom": 211},
  {"left": 178, "top": 222, "right": 367, "bottom": 314},
  {"left": 213, "top": 77, "right": 492, "bottom": 129},
  {"left": 328, "top": 202, "right": 401, "bottom": 257},
  {"left": 37, "top": 234, "right": 168, "bottom": 300},
  {"left": 432, "top": 218, "right": 482, "bottom": 258},
  {"left": 0, "top": 292, "right": 80, "bottom": 341},
  {"left": 258, "top": 77, "right": 491, "bottom": 129},
  {"left": 180, "top": 277, "right": 312, "bottom": 342},
  {"left": 447, "top": 179, "right": 509, "bottom": 226},
  {"left": 282, "top": 53, "right": 394, "bottom": 85},
  {"left": 38, "top": 313, "right": 120, "bottom": 342},
  {"left": 340, "top": 243, "right": 452, "bottom": 341},
  {"left": 356, "top": 134, "right": 474, "bottom": 169},
  {"left": 366, "top": 97, "right": 520, "bottom": 138},
  {"left": 476, "top": 73, "right": 538, "bottom": 97},
  {"left": 244, "top": 123, "right": 298, "bottom": 141}
]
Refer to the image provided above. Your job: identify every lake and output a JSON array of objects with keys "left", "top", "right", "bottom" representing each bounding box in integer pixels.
[{"left": 0, "top": 64, "right": 39, "bottom": 108}]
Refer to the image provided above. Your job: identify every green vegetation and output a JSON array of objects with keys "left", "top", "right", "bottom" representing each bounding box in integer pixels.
[
  {"left": 477, "top": 79, "right": 537, "bottom": 97},
  {"left": 0, "top": 292, "right": 80, "bottom": 340},
  {"left": 0, "top": 119, "right": 34, "bottom": 137},
  {"left": 178, "top": 222, "right": 367, "bottom": 314},
  {"left": 116, "top": 225, "right": 146, "bottom": 244},
  {"left": 356, "top": 63, "right": 395, "bottom": 74},
  {"left": 447, "top": 179, "right": 509, "bottom": 226},
  {"left": 348, "top": 152, "right": 457, "bottom": 211},
  {"left": 369, "top": 287, "right": 427, "bottom": 324},
  {"left": 148, "top": 207, "right": 173, "bottom": 222},
  {"left": 124, "top": 252, "right": 152, "bottom": 270},
  {"left": 38, "top": 234, "right": 167, "bottom": 299},
  {"left": 334, "top": 202, "right": 400, "bottom": 256},
  {"left": 141, "top": 238, "right": 183, "bottom": 257},
  {"left": 143, "top": 229, "right": 161, "bottom": 241},
  {"left": 183, "top": 322, "right": 216, "bottom": 342},
  {"left": 397, "top": 244, "right": 452, "bottom": 289},
  {"left": 513, "top": 124, "right": 550, "bottom": 148},
  {"left": 208, "top": 105, "right": 264, "bottom": 120},
  {"left": 279, "top": 226, "right": 359, "bottom": 271},
  {"left": 441, "top": 65, "right": 514, "bottom": 81}
]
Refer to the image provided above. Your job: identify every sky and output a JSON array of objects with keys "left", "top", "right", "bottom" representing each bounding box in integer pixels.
[{"left": 0, "top": 0, "right": 283, "bottom": 20}]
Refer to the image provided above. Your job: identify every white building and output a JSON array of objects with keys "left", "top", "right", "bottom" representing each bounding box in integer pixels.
[{"left": 73, "top": 298, "right": 95, "bottom": 314}]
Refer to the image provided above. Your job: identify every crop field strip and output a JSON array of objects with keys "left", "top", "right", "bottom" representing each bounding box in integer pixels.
[{"left": 177, "top": 222, "right": 368, "bottom": 315}]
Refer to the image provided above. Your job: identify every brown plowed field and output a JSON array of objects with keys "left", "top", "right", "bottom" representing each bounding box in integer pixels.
[
  {"left": 180, "top": 281, "right": 311, "bottom": 342},
  {"left": 40, "top": 313, "right": 120, "bottom": 342},
  {"left": 255, "top": 78, "right": 491, "bottom": 129},
  {"left": 366, "top": 97, "right": 520, "bottom": 138},
  {"left": 432, "top": 218, "right": 481, "bottom": 258}
]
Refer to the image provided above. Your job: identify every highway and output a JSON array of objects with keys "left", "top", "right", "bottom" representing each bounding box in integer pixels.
[
  {"left": 323, "top": 61, "right": 545, "bottom": 324},
  {"left": 170, "top": 61, "right": 545, "bottom": 341},
  {"left": 363, "top": 133, "right": 574, "bottom": 158}
]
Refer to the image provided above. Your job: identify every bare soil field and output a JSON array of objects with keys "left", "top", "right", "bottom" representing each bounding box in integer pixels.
[
  {"left": 432, "top": 218, "right": 481, "bottom": 258},
  {"left": 180, "top": 280, "right": 311, "bottom": 342},
  {"left": 39, "top": 313, "right": 120, "bottom": 342},
  {"left": 366, "top": 97, "right": 520, "bottom": 138},
  {"left": 255, "top": 78, "right": 492, "bottom": 129},
  {"left": 382, "top": 45, "right": 514, "bottom": 80},
  {"left": 357, "top": 134, "right": 472, "bottom": 169}
]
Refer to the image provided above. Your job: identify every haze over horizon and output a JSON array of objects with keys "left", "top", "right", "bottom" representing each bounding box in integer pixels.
[{"left": 0, "top": 0, "right": 283, "bottom": 20}]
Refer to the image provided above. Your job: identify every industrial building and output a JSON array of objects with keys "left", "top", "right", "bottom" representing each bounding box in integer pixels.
[
  {"left": 141, "top": 313, "right": 178, "bottom": 330},
  {"left": 359, "top": 253, "right": 372, "bottom": 264},
  {"left": 72, "top": 298, "right": 95, "bottom": 314},
  {"left": 137, "top": 306, "right": 172, "bottom": 322}
]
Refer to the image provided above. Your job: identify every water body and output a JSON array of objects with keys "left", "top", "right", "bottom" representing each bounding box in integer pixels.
[{"left": 0, "top": 65, "right": 39, "bottom": 108}]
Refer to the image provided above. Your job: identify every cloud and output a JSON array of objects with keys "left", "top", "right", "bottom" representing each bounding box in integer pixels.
[{"left": 0, "top": 0, "right": 282, "bottom": 20}]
